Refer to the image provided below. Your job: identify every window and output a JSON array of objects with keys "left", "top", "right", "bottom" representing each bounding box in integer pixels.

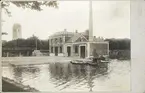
[
  {"left": 55, "top": 38, "right": 58, "bottom": 44},
  {"left": 60, "top": 38, "right": 62, "bottom": 43},
  {"left": 60, "top": 46, "right": 62, "bottom": 53},
  {"left": 51, "top": 39, "right": 53, "bottom": 45},
  {"left": 51, "top": 47, "right": 53, "bottom": 53},
  {"left": 75, "top": 46, "right": 78, "bottom": 53}
]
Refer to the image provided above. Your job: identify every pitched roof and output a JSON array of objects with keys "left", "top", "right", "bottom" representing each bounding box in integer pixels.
[
  {"left": 66, "top": 32, "right": 88, "bottom": 43},
  {"left": 50, "top": 30, "right": 74, "bottom": 38}
]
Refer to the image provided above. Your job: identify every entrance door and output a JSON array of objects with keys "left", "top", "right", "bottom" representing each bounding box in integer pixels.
[
  {"left": 80, "top": 46, "right": 85, "bottom": 58},
  {"left": 55, "top": 47, "right": 58, "bottom": 56},
  {"left": 67, "top": 46, "right": 71, "bottom": 57}
]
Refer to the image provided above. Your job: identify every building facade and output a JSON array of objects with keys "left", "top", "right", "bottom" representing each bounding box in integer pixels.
[
  {"left": 49, "top": 29, "right": 74, "bottom": 56},
  {"left": 49, "top": 30, "right": 109, "bottom": 58}
]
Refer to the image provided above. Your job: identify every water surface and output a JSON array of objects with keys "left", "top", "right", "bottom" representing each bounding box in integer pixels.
[{"left": 2, "top": 60, "right": 130, "bottom": 92}]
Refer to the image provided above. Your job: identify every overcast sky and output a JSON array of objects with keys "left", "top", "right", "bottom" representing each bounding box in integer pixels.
[{"left": 2, "top": 1, "right": 130, "bottom": 41}]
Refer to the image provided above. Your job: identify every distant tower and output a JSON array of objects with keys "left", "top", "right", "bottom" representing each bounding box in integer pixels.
[{"left": 12, "top": 23, "right": 22, "bottom": 40}]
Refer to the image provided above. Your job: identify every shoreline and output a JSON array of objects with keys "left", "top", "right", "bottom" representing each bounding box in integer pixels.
[
  {"left": 2, "top": 56, "right": 80, "bottom": 66},
  {"left": 2, "top": 56, "right": 130, "bottom": 66},
  {"left": 2, "top": 77, "right": 39, "bottom": 92}
]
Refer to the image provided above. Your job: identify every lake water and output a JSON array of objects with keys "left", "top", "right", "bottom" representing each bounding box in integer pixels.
[{"left": 2, "top": 60, "right": 130, "bottom": 92}]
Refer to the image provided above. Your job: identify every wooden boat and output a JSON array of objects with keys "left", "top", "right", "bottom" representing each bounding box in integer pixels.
[
  {"left": 70, "top": 56, "right": 110, "bottom": 67},
  {"left": 70, "top": 59, "right": 88, "bottom": 65},
  {"left": 88, "top": 60, "right": 109, "bottom": 67}
]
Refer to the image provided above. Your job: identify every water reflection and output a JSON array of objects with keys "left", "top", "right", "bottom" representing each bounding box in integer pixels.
[
  {"left": 11, "top": 65, "right": 40, "bottom": 83},
  {"left": 48, "top": 63, "right": 108, "bottom": 91},
  {"left": 3, "top": 60, "right": 130, "bottom": 92}
]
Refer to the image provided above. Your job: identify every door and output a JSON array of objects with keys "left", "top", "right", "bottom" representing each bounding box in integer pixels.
[
  {"left": 67, "top": 46, "right": 71, "bottom": 57},
  {"left": 55, "top": 47, "right": 58, "bottom": 56},
  {"left": 80, "top": 46, "right": 85, "bottom": 58}
]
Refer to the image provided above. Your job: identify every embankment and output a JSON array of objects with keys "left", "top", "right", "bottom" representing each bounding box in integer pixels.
[{"left": 2, "top": 77, "right": 39, "bottom": 92}]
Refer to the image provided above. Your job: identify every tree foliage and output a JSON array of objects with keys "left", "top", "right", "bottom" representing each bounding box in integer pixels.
[
  {"left": 1, "top": 1, "right": 58, "bottom": 16},
  {"left": 3, "top": 38, "right": 130, "bottom": 51},
  {"left": 2, "top": 36, "right": 49, "bottom": 50},
  {"left": 105, "top": 38, "right": 130, "bottom": 50}
]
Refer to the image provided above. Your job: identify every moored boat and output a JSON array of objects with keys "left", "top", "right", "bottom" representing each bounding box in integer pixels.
[
  {"left": 70, "top": 56, "right": 110, "bottom": 67},
  {"left": 70, "top": 59, "right": 88, "bottom": 65}
]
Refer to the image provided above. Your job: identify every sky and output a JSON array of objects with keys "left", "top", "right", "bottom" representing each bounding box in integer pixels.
[{"left": 2, "top": 1, "right": 130, "bottom": 41}]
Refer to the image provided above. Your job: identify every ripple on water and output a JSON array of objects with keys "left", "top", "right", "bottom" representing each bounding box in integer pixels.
[{"left": 2, "top": 60, "right": 130, "bottom": 92}]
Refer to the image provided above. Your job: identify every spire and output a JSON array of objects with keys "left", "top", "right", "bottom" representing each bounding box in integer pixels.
[{"left": 89, "top": 0, "right": 93, "bottom": 41}]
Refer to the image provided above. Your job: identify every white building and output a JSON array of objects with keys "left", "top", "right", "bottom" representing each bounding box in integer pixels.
[
  {"left": 49, "top": 0, "right": 109, "bottom": 58},
  {"left": 49, "top": 30, "right": 109, "bottom": 58}
]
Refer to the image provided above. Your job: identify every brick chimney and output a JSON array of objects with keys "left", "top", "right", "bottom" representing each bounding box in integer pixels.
[{"left": 89, "top": 0, "right": 93, "bottom": 41}]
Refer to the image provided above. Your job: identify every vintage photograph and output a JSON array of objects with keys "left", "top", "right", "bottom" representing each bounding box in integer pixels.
[{"left": 1, "top": 0, "right": 130, "bottom": 92}]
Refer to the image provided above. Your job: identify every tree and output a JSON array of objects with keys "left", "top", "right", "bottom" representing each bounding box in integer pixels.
[
  {"left": 1, "top": 1, "right": 58, "bottom": 16},
  {"left": 105, "top": 38, "right": 130, "bottom": 50},
  {"left": 2, "top": 36, "right": 49, "bottom": 50}
]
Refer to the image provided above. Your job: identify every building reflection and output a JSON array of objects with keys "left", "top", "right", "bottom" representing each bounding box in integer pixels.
[{"left": 48, "top": 63, "right": 108, "bottom": 91}]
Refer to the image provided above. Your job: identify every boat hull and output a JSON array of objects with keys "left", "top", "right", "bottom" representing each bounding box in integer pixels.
[{"left": 70, "top": 60, "right": 109, "bottom": 67}]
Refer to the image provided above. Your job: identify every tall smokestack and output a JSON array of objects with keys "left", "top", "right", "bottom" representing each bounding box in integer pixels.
[{"left": 89, "top": 0, "right": 93, "bottom": 41}]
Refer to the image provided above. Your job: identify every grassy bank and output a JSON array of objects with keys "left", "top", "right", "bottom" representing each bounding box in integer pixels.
[
  {"left": 2, "top": 77, "right": 39, "bottom": 92},
  {"left": 2, "top": 80, "right": 28, "bottom": 92}
]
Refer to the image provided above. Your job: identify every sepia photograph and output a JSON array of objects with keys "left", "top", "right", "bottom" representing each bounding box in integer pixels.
[{"left": 1, "top": 0, "right": 130, "bottom": 92}]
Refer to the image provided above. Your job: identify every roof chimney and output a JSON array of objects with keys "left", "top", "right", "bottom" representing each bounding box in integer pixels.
[
  {"left": 64, "top": 29, "right": 67, "bottom": 31},
  {"left": 75, "top": 30, "right": 78, "bottom": 33}
]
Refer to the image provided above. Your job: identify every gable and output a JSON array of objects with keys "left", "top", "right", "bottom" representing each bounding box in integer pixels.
[
  {"left": 66, "top": 33, "right": 88, "bottom": 43},
  {"left": 75, "top": 36, "right": 88, "bottom": 42}
]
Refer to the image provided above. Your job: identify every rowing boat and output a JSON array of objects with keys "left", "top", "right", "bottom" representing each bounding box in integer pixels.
[{"left": 70, "top": 56, "right": 109, "bottom": 67}]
